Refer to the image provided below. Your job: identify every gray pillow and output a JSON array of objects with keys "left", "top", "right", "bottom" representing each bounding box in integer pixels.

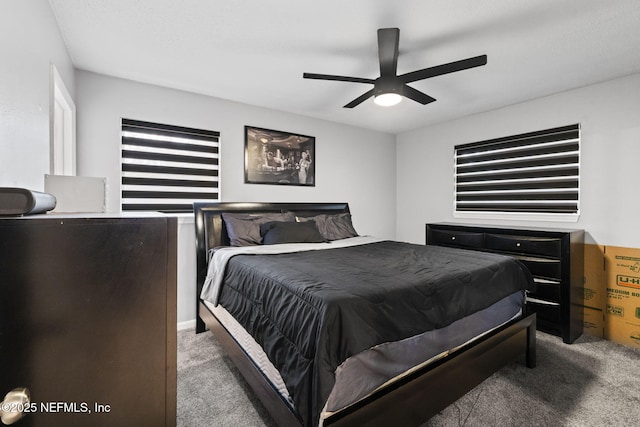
[
  {"left": 297, "top": 213, "right": 358, "bottom": 241},
  {"left": 260, "top": 220, "right": 327, "bottom": 245},
  {"left": 222, "top": 212, "right": 295, "bottom": 246}
]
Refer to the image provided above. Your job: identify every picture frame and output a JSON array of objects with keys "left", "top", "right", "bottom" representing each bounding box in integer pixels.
[{"left": 244, "top": 126, "right": 315, "bottom": 186}]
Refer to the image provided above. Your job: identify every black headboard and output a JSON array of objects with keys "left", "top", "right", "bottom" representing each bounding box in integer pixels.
[{"left": 193, "top": 202, "right": 350, "bottom": 332}]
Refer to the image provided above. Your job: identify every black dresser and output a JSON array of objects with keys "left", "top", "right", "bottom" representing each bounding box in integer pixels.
[
  {"left": 0, "top": 213, "right": 177, "bottom": 426},
  {"left": 426, "top": 223, "right": 584, "bottom": 344}
]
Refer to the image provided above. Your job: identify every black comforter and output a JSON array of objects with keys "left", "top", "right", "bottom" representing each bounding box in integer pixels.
[{"left": 217, "top": 240, "right": 533, "bottom": 426}]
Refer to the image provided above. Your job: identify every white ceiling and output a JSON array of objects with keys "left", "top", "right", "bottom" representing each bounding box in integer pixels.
[{"left": 49, "top": 0, "right": 640, "bottom": 134}]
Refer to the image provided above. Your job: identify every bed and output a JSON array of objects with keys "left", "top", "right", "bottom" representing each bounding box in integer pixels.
[{"left": 194, "top": 202, "right": 537, "bottom": 426}]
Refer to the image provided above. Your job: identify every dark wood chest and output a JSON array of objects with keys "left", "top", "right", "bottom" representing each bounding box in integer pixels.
[
  {"left": 426, "top": 223, "right": 584, "bottom": 343},
  {"left": 0, "top": 214, "right": 177, "bottom": 426}
]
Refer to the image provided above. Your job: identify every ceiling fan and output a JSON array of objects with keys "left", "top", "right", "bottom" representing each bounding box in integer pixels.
[{"left": 303, "top": 28, "right": 487, "bottom": 108}]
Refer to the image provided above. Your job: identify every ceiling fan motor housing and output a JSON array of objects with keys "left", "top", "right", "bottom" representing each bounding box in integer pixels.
[{"left": 374, "top": 77, "right": 403, "bottom": 97}]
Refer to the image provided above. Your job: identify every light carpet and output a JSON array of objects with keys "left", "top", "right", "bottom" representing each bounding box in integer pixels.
[{"left": 177, "top": 329, "right": 640, "bottom": 426}]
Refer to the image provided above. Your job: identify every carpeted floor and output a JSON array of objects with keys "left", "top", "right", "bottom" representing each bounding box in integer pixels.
[{"left": 177, "top": 329, "right": 640, "bottom": 426}]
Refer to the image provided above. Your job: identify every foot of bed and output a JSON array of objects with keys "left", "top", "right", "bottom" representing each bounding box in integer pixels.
[
  {"left": 196, "top": 312, "right": 207, "bottom": 334},
  {"left": 526, "top": 314, "right": 537, "bottom": 368}
]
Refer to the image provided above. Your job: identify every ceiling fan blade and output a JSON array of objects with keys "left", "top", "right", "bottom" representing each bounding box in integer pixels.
[
  {"left": 402, "top": 85, "right": 436, "bottom": 105},
  {"left": 343, "top": 89, "right": 375, "bottom": 108},
  {"left": 378, "top": 28, "right": 399, "bottom": 77},
  {"left": 303, "top": 72, "right": 375, "bottom": 85},
  {"left": 399, "top": 54, "right": 487, "bottom": 84}
]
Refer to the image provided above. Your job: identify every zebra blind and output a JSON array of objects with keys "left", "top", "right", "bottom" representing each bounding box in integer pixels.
[
  {"left": 121, "top": 118, "right": 220, "bottom": 213},
  {"left": 455, "top": 124, "right": 580, "bottom": 215}
]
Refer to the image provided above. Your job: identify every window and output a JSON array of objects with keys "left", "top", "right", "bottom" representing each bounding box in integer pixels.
[
  {"left": 454, "top": 124, "right": 579, "bottom": 217},
  {"left": 121, "top": 119, "right": 220, "bottom": 213}
]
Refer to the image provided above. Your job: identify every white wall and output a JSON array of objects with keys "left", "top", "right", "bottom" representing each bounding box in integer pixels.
[
  {"left": 75, "top": 70, "right": 396, "bottom": 324},
  {"left": 0, "top": 0, "right": 75, "bottom": 190},
  {"left": 396, "top": 72, "right": 640, "bottom": 249},
  {"left": 76, "top": 71, "right": 396, "bottom": 237}
]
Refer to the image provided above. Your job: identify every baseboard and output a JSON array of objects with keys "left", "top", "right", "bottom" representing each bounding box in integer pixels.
[{"left": 178, "top": 319, "right": 196, "bottom": 331}]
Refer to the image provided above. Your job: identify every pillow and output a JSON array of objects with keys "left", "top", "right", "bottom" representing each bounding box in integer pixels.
[
  {"left": 297, "top": 213, "right": 358, "bottom": 241},
  {"left": 221, "top": 212, "right": 295, "bottom": 246},
  {"left": 259, "top": 221, "right": 326, "bottom": 245}
]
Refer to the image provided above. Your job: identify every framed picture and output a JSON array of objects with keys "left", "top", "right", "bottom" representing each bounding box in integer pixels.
[{"left": 244, "top": 126, "right": 315, "bottom": 186}]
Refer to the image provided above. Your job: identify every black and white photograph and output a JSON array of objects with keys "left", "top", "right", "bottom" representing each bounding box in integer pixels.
[{"left": 244, "top": 126, "right": 315, "bottom": 186}]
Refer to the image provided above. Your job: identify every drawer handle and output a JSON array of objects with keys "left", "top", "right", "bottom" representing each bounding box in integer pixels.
[
  {"left": 451, "top": 236, "right": 456, "bottom": 240},
  {"left": 516, "top": 242, "right": 521, "bottom": 247},
  {"left": 0, "top": 388, "right": 31, "bottom": 425}
]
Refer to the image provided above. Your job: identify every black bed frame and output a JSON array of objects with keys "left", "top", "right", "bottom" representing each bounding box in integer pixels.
[{"left": 194, "top": 202, "right": 536, "bottom": 426}]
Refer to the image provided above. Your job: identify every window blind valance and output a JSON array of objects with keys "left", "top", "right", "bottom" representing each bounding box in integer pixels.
[{"left": 455, "top": 124, "right": 580, "bottom": 215}]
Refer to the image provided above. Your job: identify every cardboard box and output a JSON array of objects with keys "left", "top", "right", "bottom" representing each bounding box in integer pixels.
[
  {"left": 582, "top": 244, "right": 606, "bottom": 336},
  {"left": 583, "top": 244, "right": 606, "bottom": 310},
  {"left": 603, "top": 245, "right": 640, "bottom": 348},
  {"left": 605, "top": 316, "right": 640, "bottom": 347},
  {"left": 583, "top": 306, "right": 605, "bottom": 338}
]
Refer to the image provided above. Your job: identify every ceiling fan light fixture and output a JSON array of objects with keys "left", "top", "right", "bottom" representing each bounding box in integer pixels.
[
  {"left": 303, "top": 28, "right": 486, "bottom": 109},
  {"left": 374, "top": 92, "right": 402, "bottom": 106},
  {"left": 374, "top": 77, "right": 403, "bottom": 106}
]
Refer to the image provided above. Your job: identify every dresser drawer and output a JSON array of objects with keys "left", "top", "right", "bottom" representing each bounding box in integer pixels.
[
  {"left": 486, "top": 233, "right": 562, "bottom": 258},
  {"left": 429, "top": 229, "right": 484, "bottom": 248},
  {"left": 528, "top": 278, "right": 561, "bottom": 302},
  {"left": 518, "top": 256, "right": 562, "bottom": 280},
  {"left": 526, "top": 299, "right": 561, "bottom": 335}
]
